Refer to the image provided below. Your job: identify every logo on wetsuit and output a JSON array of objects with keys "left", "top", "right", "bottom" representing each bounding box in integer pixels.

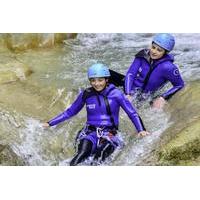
[
  {"left": 136, "top": 67, "right": 143, "bottom": 77},
  {"left": 87, "top": 104, "right": 96, "bottom": 109},
  {"left": 173, "top": 69, "right": 179, "bottom": 76},
  {"left": 138, "top": 67, "right": 142, "bottom": 73}
]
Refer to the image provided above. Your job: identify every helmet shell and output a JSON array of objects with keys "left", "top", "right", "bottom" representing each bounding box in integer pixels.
[
  {"left": 152, "top": 33, "right": 175, "bottom": 51},
  {"left": 88, "top": 63, "right": 110, "bottom": 78}
]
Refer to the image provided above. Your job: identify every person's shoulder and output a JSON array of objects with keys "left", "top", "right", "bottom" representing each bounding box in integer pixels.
[
  {"left": 134, "top": 49, "right": 150, "bottom": 63},
  {"left": 162, "top": 54, "right": 175, "bottom": 64},
  {"left": 160, "top": 54, "right": 175, "bottom": 68},
  {"left": 82, "top": 87, "right": 94, "bottom": 101},
  {"left": 83, "top": 87, "right": 93, "bottom": 93},
  {"left": 162, "top": 60, "right": 177, "bottom": 71},
  {"left": 135, "top": 49, "right": 148, "bottom": 57},
  {"left": 162, "top": 61, "right": 182, "bottom": 79},
  {"left": 108, "top": 85, "right": 125, "bottom": 99}
]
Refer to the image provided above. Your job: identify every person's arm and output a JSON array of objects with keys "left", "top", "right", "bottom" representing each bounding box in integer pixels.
[
  {"left": 47, "top": 91, "right": 85, "bottom": 126},
  {"left": 152, "top": 65, "right": 185, "bottom": 109},
  {"left": 161, "top": 65, "right": 185, "bottom": 100},
  {"left": 125, "top": 58, "right": 141, "bottom": 95},
  {"left": 117, "top": 92, "right": 150, "bottom": 136}
]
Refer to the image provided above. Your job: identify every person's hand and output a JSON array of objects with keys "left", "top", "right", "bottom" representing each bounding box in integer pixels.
[
  {"left": 152, "top": 97, "right": 166, "bottom": 109},
  {"left": 138, "top": 131, "right": 151, "bottom": 137},
  {"left": 126, "top": 95, "right": 133, "bottom": 101},
  {"left": 42, "top": 122, "right": 50, "bottom": 128}
]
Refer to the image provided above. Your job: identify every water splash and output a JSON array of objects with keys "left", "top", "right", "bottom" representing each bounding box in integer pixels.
[
  {"left": 113, "top": 107, "right": 172, "bottom": 165},
  {"left": 1, "top": 33, "right": 200, "bottom": 165},
  {"left": 12, "top": 118, "right": 53, "bottom": 166}
]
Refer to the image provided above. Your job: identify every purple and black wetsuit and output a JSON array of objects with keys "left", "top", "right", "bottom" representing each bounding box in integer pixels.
[
  {"left": 125, "top": 49, "right": 185, "bottom": 100},
  {"left": 48, "top": 83, "right": 145, "bottom": 165}
]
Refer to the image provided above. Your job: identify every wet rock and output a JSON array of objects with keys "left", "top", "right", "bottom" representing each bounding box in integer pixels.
[
  {"left": 157, "top": 119, "right": 200, "bottom": 165},
  {"left": 0, "top": 144, "right": 25, "bottom": 166},
  {"left": 0, "top": 81, "right": 69, "bottom": 120},
  {"left": 149, "top": 81, "right": 200, "bottom": 165},
  {"left": 1, "top": 33, "right": 77, "bottom": 52},
  {"left": 54, "top": 33, "right": 77, "bottom": 43},
  {"left": 0, "top": 61, "right": 32, "bottom": 84},
  {"left": 168, "top": 81, "right": 200, "bottom": 124}
]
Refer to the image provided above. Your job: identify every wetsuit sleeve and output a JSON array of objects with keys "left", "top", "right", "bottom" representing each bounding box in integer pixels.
[
  {"left": 48, "top": 91, "right": 85, "bottom": 126},
  {"left": 125, "top": 58, "right": 141, "bottom": 95},
  {"left": 117, "top": 92, "right": 146, "bottom": 133},
  {"left": 161, "top": 65, "right": 185, "bottom": 100}
]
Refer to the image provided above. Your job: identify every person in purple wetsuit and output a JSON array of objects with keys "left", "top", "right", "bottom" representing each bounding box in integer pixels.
[
  {"left": 43, "top": 63, "right": 150, "bottom": 165},
  {"left": 125, "top": 33, "right": 185, "bottom": 109}
]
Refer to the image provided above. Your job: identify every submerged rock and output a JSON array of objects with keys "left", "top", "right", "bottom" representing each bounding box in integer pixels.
[
  {"left": 0, "top": 60, "right": 32, "bottom": 84},
  {"left": 0, "top": 144, "right": 25, "bottom": 166}
]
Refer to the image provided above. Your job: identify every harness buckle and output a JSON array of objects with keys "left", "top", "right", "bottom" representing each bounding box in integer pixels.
[{"left": 96, "top": 127, "right": 104, "bottom": 138}]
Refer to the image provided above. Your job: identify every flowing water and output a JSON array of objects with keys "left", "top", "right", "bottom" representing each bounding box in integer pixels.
[{"left": 0, "top": 33, "right": 199, "bottom": 165}]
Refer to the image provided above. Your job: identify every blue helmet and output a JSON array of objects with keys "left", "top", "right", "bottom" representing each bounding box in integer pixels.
[
  {"left": 152, "top": 33, "right": 175, "bottom": 52},
  {"left": 88, "top": 63, "right": 110, "bottom": 78}
]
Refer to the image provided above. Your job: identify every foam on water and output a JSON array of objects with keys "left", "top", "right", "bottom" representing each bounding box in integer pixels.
[{"left": 12, "top": 118, "right": 53, "bottom": 165}]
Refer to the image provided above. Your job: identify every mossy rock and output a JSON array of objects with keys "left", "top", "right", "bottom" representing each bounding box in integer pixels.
[
  {"left": 157, "top": 119, "right": 200, "bottom": 165},
  {"left": 150, "top": 81, "right": 200, "bottom": 166}
]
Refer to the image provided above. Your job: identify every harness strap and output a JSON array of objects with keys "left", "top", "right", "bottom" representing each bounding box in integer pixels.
[
  {"left": 103, "top": 95, "right": 118, "bottom": 130},
  {"left": 102, "top": 86, "right": 118, "bottom": 130}
]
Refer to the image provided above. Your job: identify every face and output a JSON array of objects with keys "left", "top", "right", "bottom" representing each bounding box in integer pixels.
[
  {"left": 150, "top": 43, "right": 166, "bottom": 60},
  {"left": 89, "top": 77, "right": 108, "bottom": 92}
]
